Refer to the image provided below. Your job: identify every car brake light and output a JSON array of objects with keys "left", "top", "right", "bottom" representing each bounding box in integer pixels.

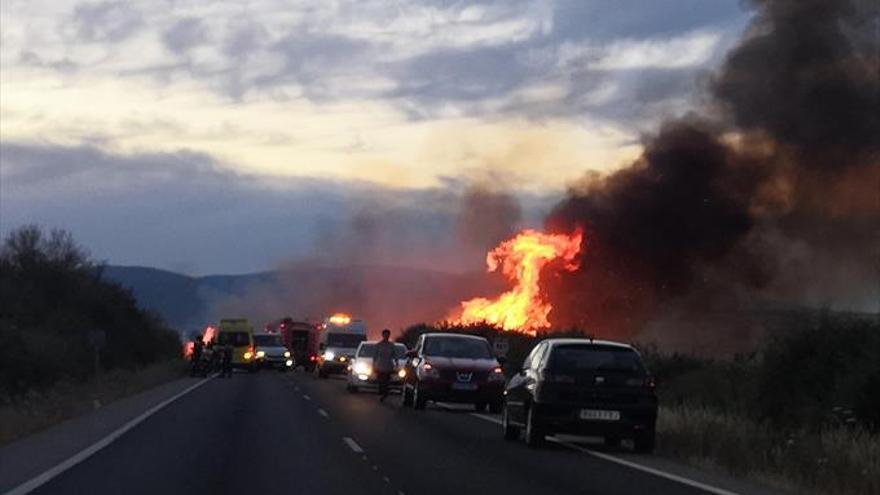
[
  {"left": 423, "top": 363, "right": 433, "bottom": 370},
  {"left": 492, "top": 367, "right": 503, "bottom": 374}
]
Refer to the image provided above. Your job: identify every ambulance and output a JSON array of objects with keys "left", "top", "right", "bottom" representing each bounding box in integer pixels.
[{"left": 315, "top": 313, "right": 367, "bottom": 378}]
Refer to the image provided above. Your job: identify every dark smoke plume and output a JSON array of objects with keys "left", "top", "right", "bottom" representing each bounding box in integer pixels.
[{"left": 546, "top": 0, "right": 880, "bottom": 343}]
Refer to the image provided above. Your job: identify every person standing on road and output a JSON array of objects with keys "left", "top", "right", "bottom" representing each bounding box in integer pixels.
[
  {"left": 372, "top": 329, "right": 395, "bottom": 402},
  {"left": 221, "top": 342, "right": 233, "bottom": 378},
  {"left": 190, "top": 335, "right": 204, "bottom": 377}
]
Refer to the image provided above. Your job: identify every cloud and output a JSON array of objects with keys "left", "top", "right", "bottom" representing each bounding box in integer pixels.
[
  {"left": 162, "top": 17, "right": 208, "bottom": 54},
  {"left": 0, "top": 141, "right": 556, "bottom": 274},
  {"left": 2, "top": 1, "right": 748, "bottom": 124},
  {"left": 70, "top": 1, "right": 144, "bottom": 43}
]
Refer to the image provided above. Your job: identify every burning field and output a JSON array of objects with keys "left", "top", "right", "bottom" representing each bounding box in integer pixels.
[
  {"left": 446, "top": 228, "right": 583, "bottom": 335},
  {"left": 442, "top": 0, "right": 879, "bottom": 344}
]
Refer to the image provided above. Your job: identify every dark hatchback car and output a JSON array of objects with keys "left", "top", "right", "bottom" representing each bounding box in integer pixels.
[
  {"left": 502, "top": 339, "right": 657, "bottom": 452},
  {"left": 403, "top": 333, "right": 506, "bottom": 412}
]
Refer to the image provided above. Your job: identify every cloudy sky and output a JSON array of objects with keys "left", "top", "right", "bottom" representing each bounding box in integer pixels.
[{"left": 1, "top": 0, "right": 750, "bottom": 274}]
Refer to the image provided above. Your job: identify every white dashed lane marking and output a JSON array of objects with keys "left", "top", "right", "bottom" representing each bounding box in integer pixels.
[
  {"left": 343, "top": 437, "right": 364, "bottom": 453},
  {"left": 317, "top": 408, "right": 329, "bottom": 418},
  {"left": 303, "top": 394, "right": 311, "bottom": 401}
]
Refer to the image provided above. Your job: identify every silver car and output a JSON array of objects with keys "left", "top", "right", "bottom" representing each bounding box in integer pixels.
[
  {"left": 254, "top": 333, "right": 293, "bottom": 371},
  {"left": 346, "top": 341, "right": 408, "bottom": 393}
]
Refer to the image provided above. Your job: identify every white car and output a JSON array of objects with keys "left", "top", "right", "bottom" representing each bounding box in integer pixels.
[
  {"left": 253, "top": 333, "right": 293, "bottom": 371},
  {"left": 346, "top": 341, "right": 408, "bottom": 393}
]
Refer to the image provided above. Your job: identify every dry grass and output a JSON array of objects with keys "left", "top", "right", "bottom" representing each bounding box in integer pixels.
[
  {"left": 657, "top": 405, "right": 880, "bottom": 495},
  {"left": 0, "top": 360, "right": 187, "bottom": 446}
]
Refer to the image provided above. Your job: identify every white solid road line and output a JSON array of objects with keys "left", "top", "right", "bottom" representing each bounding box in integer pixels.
[
  {"left": 5, "top": 375, "right": 215, "bottom": 495},
  {"left": 468, "top": 413, "right": 741, "bottom": 495},
  {"left": 551, "top": 438, "right": 741, "bottom": 495},
  {"left": 343, "top": 437, "right": 364, "bottom": 453},
  {"left": 317, "top": 408, "right": 329, "bottom": 418},
  {"left": 470, "top": 413, "right": 502, "bottom": 425}
]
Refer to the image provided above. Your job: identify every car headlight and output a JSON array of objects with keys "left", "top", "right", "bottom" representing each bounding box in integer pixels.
[
  {"left": 243, "top": 351, "right": 253, "bottom": 360},
  {"left": 353, "top": 361, "right": 372, "bottom": 375},
  {"left": 323, "top": 351, "right": 335, "bottom": 360},
  {"left": 285, "top": 359, "right": 293, "bottom": 367},
  {"left": 256, "top": 350, "right": 266, "bottom": 358},
  {"left": 284, "top": 351, "right": 291, "bottom": 358},
  {"left": 397, "top": 368, "right": 406, "bottom": 378}
]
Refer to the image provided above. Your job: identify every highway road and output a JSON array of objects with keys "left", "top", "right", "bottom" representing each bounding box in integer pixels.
[{"left": 19, "top": 372, "right": 778, "bottom": 495}]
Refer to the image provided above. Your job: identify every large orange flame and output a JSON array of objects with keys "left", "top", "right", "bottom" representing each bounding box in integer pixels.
[{"left": 447, "top": 228, "right": 583, "bottom": 335}]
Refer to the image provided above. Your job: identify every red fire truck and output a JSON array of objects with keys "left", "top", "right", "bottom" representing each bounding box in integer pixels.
[{"left": 265, "top": 317, "right": 320, "bottom": 371}]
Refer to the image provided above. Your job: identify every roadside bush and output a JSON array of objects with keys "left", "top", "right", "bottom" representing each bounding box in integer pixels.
[
  {"left": 757, "top": 312, "right": 880, "bottom": 430},
  {"left": 0, "top": 226, "right": 181, "bottom": 397}
]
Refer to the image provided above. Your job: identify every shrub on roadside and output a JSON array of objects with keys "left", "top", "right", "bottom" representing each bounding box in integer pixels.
[{"left": 0, "top": 226, "right": 182, "bottom": 397}]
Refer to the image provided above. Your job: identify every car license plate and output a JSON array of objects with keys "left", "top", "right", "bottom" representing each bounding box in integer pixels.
[
  {"left": 451, "top": 383, "right": 478, "bottom": 391},
  {"left": 579, "top": 409, "right": 620, "bottom": 421}
]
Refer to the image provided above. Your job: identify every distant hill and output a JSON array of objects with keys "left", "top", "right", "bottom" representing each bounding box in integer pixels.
[{"left": 102, "top": 264, "right": 500, "bottom": 335}]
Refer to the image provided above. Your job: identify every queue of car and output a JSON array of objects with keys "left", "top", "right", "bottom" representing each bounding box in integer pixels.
[
  {"left": 201, "top": 315, "right": 659, "bottom": 453},
  {"left": 337, "top": 330, "right": 659, "bottom": 453}
]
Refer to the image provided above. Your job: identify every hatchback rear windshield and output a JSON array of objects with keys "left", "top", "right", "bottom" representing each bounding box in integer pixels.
[
  {"left": 217, "top": 332, "right": 251, "bottom": 347},
  {"left": 547, "top": 345, "right": 645, "bottom": 374},
  {"left": 327, "top": 333, "right": 366, "bottom": 348},
  {"left": 423, "top": 337, "right": 492, "bottom": 359},
  {"left": 254, "top": 335, "right": 283, "bottom": 347},
  {"left": 357, "top": 343, "right": 407, "bottom": 358}
]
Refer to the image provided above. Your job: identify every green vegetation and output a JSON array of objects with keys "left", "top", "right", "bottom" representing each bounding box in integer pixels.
[
  {"left": 0, "top": 360, "right": 186, "bottom": 445},
  {"left": 0, "top": 226, "right": 184, "bottom": 441},
  {"left": 403, "top": 314, "right": 880, "bottom": 494}
]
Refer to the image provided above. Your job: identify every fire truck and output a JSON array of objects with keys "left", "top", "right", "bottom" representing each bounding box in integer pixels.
[{"left": 265, "top": 317, "right": 320, "bottom": 371}]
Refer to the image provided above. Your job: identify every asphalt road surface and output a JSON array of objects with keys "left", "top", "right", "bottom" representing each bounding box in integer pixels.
[{"left": 26, "top": 372, "right": 768, "bottom": 495}]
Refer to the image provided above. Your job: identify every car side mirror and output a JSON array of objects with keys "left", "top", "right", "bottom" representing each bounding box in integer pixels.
[
  {"left": 319, "top": 343, "right": 326, "bottom": 351},
  {"left": 405, "top": 349, "right": 417, "bottom": 358},
  {"left": 496, "top": 356, "right": 507, "bottom": 366}
]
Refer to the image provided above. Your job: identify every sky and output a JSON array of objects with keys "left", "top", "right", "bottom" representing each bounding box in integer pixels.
[{"left": 0, "top": 0, "right": 751, "bottom": 275}]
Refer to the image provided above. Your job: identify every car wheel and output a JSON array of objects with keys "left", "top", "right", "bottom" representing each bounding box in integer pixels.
[
  {"left": 474, "top": 402, "right": 487, "bottom": 412},
  {"left": 604, "top": 436, "right": 621, "bottom": 448},
  {"left": 318, "top": 368, "right": 328, "bottom": 379},
  {"left": 634, "top": 427, "right": 656, "bottom": 454},
  {"left": 502, "top": 403, "right": 521, "bottom": 441},
  {"left": 413, "top": 382, "right": 427, "bottom": 410},
  {"left": 488, "top": 401, "right": 503, "bottom": 414},
  {"left": 346, "top": 384, "right": 358, "bottom": 393},
  {"left": 402, "top": 384, "right": 414, "bottom": 406},
  {"left": 524, "top": 404, "right": 546, "bottom": 448}
]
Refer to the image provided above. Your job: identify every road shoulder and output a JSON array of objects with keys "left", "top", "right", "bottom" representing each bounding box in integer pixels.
[{"left": 0, "top": 376, "right": 206, "bottom": 493}]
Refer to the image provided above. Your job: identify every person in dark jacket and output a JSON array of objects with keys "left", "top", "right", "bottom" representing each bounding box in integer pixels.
[
  {"left": 221, "top": 343, "right": 233, "bottom": 378},
  {"left": 190, "top": 335, "right": 204, "bottom": 376},
  {"left": 372, "top": 329, "right": 395, "bottom": 401}
]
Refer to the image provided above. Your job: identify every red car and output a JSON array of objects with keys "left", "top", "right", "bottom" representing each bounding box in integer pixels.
[{"left": 403, "top": 333, "right": 506, "bottom": 412}]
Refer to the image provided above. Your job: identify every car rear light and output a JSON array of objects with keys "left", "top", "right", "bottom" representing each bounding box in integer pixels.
[
  {"left": 421, "top": 362, "right": 439, "bottom": 378},
  {"left": 488, "top": 367, "right": 505, "bottom": 381},
  {"left": 309, "top": 355, "right": 317, "bottom": 361}
]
